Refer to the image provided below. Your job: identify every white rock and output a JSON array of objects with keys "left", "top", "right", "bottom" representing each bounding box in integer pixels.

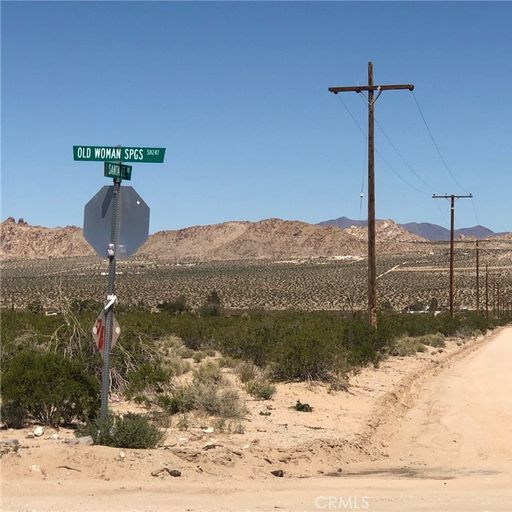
[
  {"left": 51, "top": 434, "right": 59, "bottom": 440},
  {"left": 202, "top": 427, "right": 214, "bottom": 434},
  {"left": 119, "top": 451, "right": 126, "bottom": 459},
  {"left": 76, "top": 435, "right": 94, "bottom": 446},
  {"left": 30, "top": 464, "right": 41, "bottom": 472},
  {"left": 33, "top": 426, "right": 45, "bottom": 437},
  {"left": 242, "top": 444, "right": 251, "bottom": 450}
]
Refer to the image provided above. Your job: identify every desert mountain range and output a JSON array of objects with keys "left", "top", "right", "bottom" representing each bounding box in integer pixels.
[
  {"left": 1, "top": 216, "right": 509, "bottom": 261},
  {"left": 319, "top": 216, "right": 501, "bottom": 241}
]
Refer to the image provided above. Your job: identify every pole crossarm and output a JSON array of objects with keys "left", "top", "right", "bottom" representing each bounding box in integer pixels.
[
  {"left": 328, "top": 84, "right": 414, "bottom": 94},
  {"left": 432, "top": 194, "right": 473, "bottom": 200}
]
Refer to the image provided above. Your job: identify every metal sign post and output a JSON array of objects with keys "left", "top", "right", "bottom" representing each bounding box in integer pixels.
[
  {"left": 100, "top": 175, "right": 121, "bottom": 419},
  {"left": 75, "top": 144, "right": 165, "bottom": 420}
]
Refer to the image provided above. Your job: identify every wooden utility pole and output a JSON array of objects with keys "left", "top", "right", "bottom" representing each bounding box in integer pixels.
[
  {"left": 497, "top": 281, "right": 501, "bottom": 318},
  {"left": 485, "top": 264, "right": 489, "bottom": 319},
  {"left": 329, "top": 62, "right": 414, "bottom": 327},
  {"left": 432, "top": 194, "right": 473, "bottom": 316},
  {"left": 475, "top": 239, "right": 480, "bottom": 313}
]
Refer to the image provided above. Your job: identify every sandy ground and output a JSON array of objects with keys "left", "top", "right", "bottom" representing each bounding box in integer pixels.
[{"left": 1, "top": 326, "right": 511, "bottom": 511}]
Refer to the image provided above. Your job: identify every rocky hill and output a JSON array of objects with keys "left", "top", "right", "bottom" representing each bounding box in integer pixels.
[
  {"left": 142, "top": 219, "right": 366, "bottom": 260},
  {"left": 0, "top": 217, "right": 94, "bottom": 259},
  {"left": 1, "top": 217, "right": 430, "bottom": 261},
  {"left": 344, "top": 220, "right": 426, "bottom": 245}
]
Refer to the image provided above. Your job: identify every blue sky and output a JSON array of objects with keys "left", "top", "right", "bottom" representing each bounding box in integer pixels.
[{"left": 2, "top": 1, "right": 511, "bottom": 233}]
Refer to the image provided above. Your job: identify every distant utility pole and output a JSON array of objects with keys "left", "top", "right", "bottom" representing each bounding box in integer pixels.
[
  {"left": 432, "top": 194, "right": 473, "bottom": 316},
  {"left": 475, "top": 239, "right": 480, "bottom": 313},
  {"left": 485, "top": 264, "right": 489, "bottom": 319},
  {"left": 329, "top": 62, "right": 414, "bottom": 327}
]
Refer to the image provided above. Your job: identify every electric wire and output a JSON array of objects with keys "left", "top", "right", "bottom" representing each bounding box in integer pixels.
[
  {"left": 355, "top": 92, "right": 434, "bottom": 192},
  {"left": 411, "top": 91, "right": 468, "bottom": 193},
  {"left": 336, "top": 95, "right": 425, "bottom": 194}
]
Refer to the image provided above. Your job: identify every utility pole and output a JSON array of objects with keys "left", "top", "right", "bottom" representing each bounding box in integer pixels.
[
  {"left": 475, "top": 239, "right": 480, "bottom": 313},
  {"left": 485, "top": 264, "right": 489, "bottom": 319},
  {"left": 497, "top": 280, "right": 501, "bottom": 319},
  {"left": 329, "top": 62, "right": 414, "bottom": 327},
  {"left": 432, "top": 194, "right": 473, "bottom": 316}
]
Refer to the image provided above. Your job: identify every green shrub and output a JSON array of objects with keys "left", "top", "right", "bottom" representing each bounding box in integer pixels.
[
  {"left": 158, "top": 295, "right": 188, "bottom": 314},
  {"left": 294, "top": 400, "right": 313, "bottom": 412},
  {"left": 418, "top": 333, "right": 445, "bottom": 348},
  {"left": 245, "top": 379, "right": 276, "bottom": 400},
  {"left": 157, "top": 384, "right": 195, "bottom": 414},
  {"left": 125, "top": 363, "right": 169, "bottom": 402},
  {"left": 1, "top": 351, "right": 99, "bottom": 426},
  {"left": 79, "top": 413, "right": 164, "bottom": 449},
  {"left": 192, "top": 351, "right": 206, "bottom": 363},
  {"left": 1, "top": 401, "right": 27, "bottom": 429},
  {"left": 389, "top": 337, "right": 427, "bottom": 357}
]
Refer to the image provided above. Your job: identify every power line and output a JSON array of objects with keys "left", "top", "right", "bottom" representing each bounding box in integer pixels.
[
  {"left": 411, "top": 91, "right": 468, "bottom": 193},
  {"left": 356, "top": 92, "right": 434, "bottom": 192},
  {"left": 336, "top": 95, "right": 425, "bottom": 194}
]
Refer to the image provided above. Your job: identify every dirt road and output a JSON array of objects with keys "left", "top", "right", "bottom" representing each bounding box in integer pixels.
[{"left": 2, "top": 327, "right": 511, "bottom": 511}]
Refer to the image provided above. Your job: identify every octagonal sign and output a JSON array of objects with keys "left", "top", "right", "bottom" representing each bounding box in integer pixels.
[{"left": 84, "top": 186, "right": 150, "bottom": 259}]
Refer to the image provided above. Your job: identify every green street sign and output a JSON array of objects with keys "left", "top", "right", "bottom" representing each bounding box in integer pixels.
[
  {"left": 104, "top": 162, "right": 132, "bottom": 180},
  {"left": 73, "top": 146, "right": 166, "bottom": 163}
]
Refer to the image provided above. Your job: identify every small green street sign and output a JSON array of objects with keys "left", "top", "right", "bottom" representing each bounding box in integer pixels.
[
  {"left": 104, "top": 162, "right": 132, "bottom": 180},
  {"left": 74, "top": 146, "right": 166, "bottom": 163}
]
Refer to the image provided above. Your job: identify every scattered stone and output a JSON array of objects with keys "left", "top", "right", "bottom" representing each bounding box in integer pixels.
[
  {"left": 1, "top": 439, "right": 20, "bottom": 447},
  {"left": 271, "top": 470, "right": 284, "bottom": 477},
  {"left": 25, "top": 433, "right": 35, "bottom": 439},
  {"left": 75, "top": 436, "right": 94, "bottom": 446},
  {"left": 242, "top": 444, "right": 251, "bottom": 450},
  {"left": 151, "top": 467, "right": 182, "bottom": 478},
  {"left": 30, "top": 464, "right": 42, "bottom": 472},
  {"left": 63, "top": 438, "right": 79, "bottom": 446},
  {"left": 119, "top": 451, "right": 126, "bottom": 460},
  {"left": 51, "top": 434, "right": 60, "bottom": 441},
  {"left": 202, "top": 427, "right": 214, "bottom": 434},
  {"left": 33, "top": 426, "right": 45, "bottom": 437},
  {"left": 203, "top": 443, "right": 222, "bottom": 451},
  {"left": 57, "top": 465, "right": 81, "bottom": 472}
]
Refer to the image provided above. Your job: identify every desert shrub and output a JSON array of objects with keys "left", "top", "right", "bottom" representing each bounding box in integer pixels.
[
  {"left": 157, "top": 384, "right": 195, "bottom": 414},
  {"left": 192, "top": 351, "right": 206, "bottom": 363},
  {"left": 218, "top": 355, "right": 238, "bottom": 368},
  {"left": 1, "top": 401, "right": 27, "bottom": 429},
  {"left": 79, "top": 413, "right": 164, "bottom": 449},
  {"left": 389, "top": 337, "right": 427, "bottom": 357},
  {"left": 125, "top": 363, "right": 169, "bottom": 402},
  {"left": 245, "top": 379, "right": 276, "bottom": 400},
  {"left": 158, "top": 295, "right": 188, "bottom": 314},
  {"left": 198, "top": 290, "right": 222, "bottom": 317},
  {"left": 159, "top": 362, "right": 245, "bottom": 419},
  {"left": 193, "top": 361, "right": 224, "bottom": 384},
  {"left": 236, "top": 361, "right": 260, "bottom": 383},
  {"left": 418, "top": 333, "right": 445, "bottom": 348},
  {"left": 294, "top": 400, "right": 313, "bottom": 412},
  {"left": 1, "top": 351, "right": 99, "bottom": 426}
]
